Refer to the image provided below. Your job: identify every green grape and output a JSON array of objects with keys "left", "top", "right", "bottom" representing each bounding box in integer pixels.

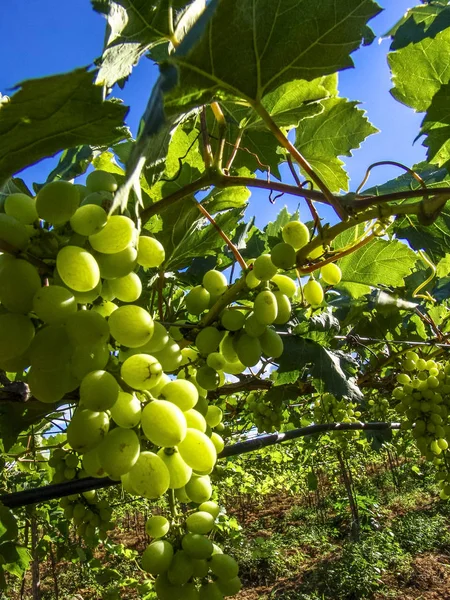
[
  {"left": 185, "top": 286, "right": 210, "bottom": 315},
  {"left": 70, "top": 204, "right": 107, "bottom": 236},
  {"left": 405, "top": 351, "right": 419, "bottom": 363},
  {"left": 186, "top": 511, "right": 215, "bottom": 534},
  {"left": 199, "top": 501, "right": 220, "bottom": 519},
  {"left": 183, "top": 582, "right": 201, "bottom": 600},
  {"left": 203, "top": 270, "right": 228, "bottom": 295},
  {"left": 253, "top": 254, "right": 278, "bottom": 281},
  {"left": 93, "top": 300, "right": 118, "bottom": 318},
  {"left": 65, "top": 311, "right": 110, "bottom": 347},
  {"left": 205, "top": 405, "right": 223, "bottom": 428},
  {"left": 97, "top": 427, "right": 140, "bottom": 480},
  {"left": 0, "top": 258, "right": 41, "bottom": 314},
  {"left": 95, "top": 245, "right": 138, "bottom": 279},
  {"left": 0, "top": 214, "right": 30, "bottom": 250},
  {"left": 195, "top": 327, "right": 223, "bottom": 355},
  {"left": 82, "top": 447, "right": 106, "bottom": 478},
  {"left": 81, "top": 190, "right": 113, "bottom": 208},
  {"left": 168, "top": 550, "right": 194, "bottom": 586},
  {"left": 141, "top": 400, "right": 187, "bottom": 447},
  {"left": 182, "top": 533, "right": 213, "bottom": 560},
  {"left": 150, "top": 373, "right": 171, "bottom": 397},
  {"left": 128, "top": 451, "right": 170, "bottom": 498},
  {"left": 271, "top": 242, "right": 296, "bottom": 270},
  {"left": 135, "top": 322, "right": 169, "bottom": 353},
  {"left": 216, "top": 576, "right": 242, "bottom": 596},
  {"left": 137, "top": 235, "right": 165, "bottom": 268},
  {"left": 174, "top": 486, "right": 191, "bottom": 503},
  {"left": 245, "top": 269, "right": 261, "bottom": 289},
  {"left": 28, "top": 366, "right": 74, "bottom": 403},
  {"left": 36, "top": 181, "right": 79, "bottom": 225},
  {"left": 70, "top": 342, "right": 110, "bottom": 381},
  {"left": 100, "top": 279, "right": 115, "bottom": 302},
  {"left": 244, "top": 312, "right": 266, "bottom": 338},
  {"left": 146, "top": 515, "right": 170, "bottom": 538},
  {"left": 260, "top": 327, "right": 284, "bottom": 358},
  {"left": 5, "top": 193, "right": 38, "bottom": 224},
  {"left": 86, "top": 170, "right": 118, "bottom": 193},
  {"left": 157, "top": 448, "right": 192, "bottom": 489},
  {"left": 79, "top": 370, "right": 119, "bottom": 411},
  {"left": 221, "top": 309, "right": 245, "bottom": 331},
  {"left": 403, "top": 358, "right": 417, "bottom": 372},
  {"left": 196, "top": 366, "right": 220, "bottom": 391},
  {"left": 89, "top": 215, "right": 135, "bottom": 254},
  {"left": 271, "top": 273, "right": 297, "bottom": 298},
  {"left": 154, "top": 574, "right": 183, "bottom": 600},
  {"left": 0, "top": 313, "right": 34, "bottom": 362},
  {"left": 199, "top": 582, "right": 223, "bottom": 600},
  {"left": 109, "top": 272, "right": 142, "bottom": 303},
  {"left": 281, "top": 221, "right": 309, "bottom": 249},
  {"left": 178, "top": 429, "right": 217, "bottom": 473},
  {"left": 320, "top": 262, "right": 342, "bottom": 285},
  {"left": 207, "top": 352, "right": 226, "bottom": 371},
  {"left": 220, "top": 333, "right": 239, "bottom": 362},
  {"left": 191, "top": 558, "right": 209, "bottom": 578},
  {"left": 142, "top": 540, "right": 174, "bottom": 575},
  {"left": 303, "top": 279, "right": 324, "bottom": 306},
  {"left": 109, "top": 305, "right": 154, "bottom": 348},
  {"left": 210, "top": 554, "right": 239, "bottom": 579},
  {"left": 273, "top": 291, "right": 291, "bottom": 324},
  {"left": 29, "top": 325, "right": 72, "bottom": 371},
  {"left": 121, "top": 354, "right": 163, "bottom": 390},
  {"left": 253, "top": 290, "right": 278, "bottom": 325},
  {"left": 56, "top": 246, "right": 100, "bottom": 292},
  {"left": 397, "top": 373, "right": 411, "bottom": 385},
  {"left": 161, "top": 379, "right": 198, "bottom": 411},
  {"left": 110, "top": 391, "right": 141, "bottom": 428},
  {"left": 152, "top": 340, "right": 182, "bottom": 372},
  {"left": 185, "top": 409, "right": 207, "bottom": 432},
  {"left": 66, "top": 409, "right": 109, "bottom": 453},
  {"left": 33, "top": 285, "right": 77, "bottom": 323},
  {"left": 0, "top": 350, "right": 30, "bottom": 373}
]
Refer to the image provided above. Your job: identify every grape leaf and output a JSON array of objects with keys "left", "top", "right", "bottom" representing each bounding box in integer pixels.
[
  {"left": 387, "top": 2, "right": 450, "bottom": 51},
  {"left": 295, "top": 98, "right": 378, "bottom": 192},
  {"left": 389, "top": 27, "right": 450, "bottom": 112},
  {"left": 421, "top": 81, "right": 450, "bottom": 169},
  {"left": 0, "top": 69, "right": 129, "bottom": 186},
  {"left": 363, "top": 161, "right": 450, "bottom": 197},
  {"left": 437, "top": 254, "right": 450, "bottom": 277},
  {"left": 166, "top": 0, "right": 381, "bottom": 109},
  {"left": 203, "top": 186, "right": 251, "bottom": 213},
  {"left": 394, "top": 208, "right": 450, "bottom": 262}
]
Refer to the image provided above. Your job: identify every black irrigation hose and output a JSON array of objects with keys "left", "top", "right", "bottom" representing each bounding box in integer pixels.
[{"left": 0, "top": 422, "right": 400, "bottom": 509}]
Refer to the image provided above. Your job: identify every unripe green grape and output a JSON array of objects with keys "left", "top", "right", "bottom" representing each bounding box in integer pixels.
[
  {"left": 174, "top": 486, "right": 191, "bottom": 503},
  {"left": 36, "top": 181, "right": 79, "bottom": 225},
  {"left": 29, "top": 325, "right": 72, "bottom": 371},
  {"left": 57, "top": 246, "right": 100, "bottom": 292},
  {"left": 192, "top": 558, "right": 209, "bottom": 578},
  {"left": 253, "top": 290, "right": 278, "bottom": 325},
  {"left": 205, "top": 405, "right": 223, "bottom": 428},
  {"left": 196, "top": 327, "right": 223, "bottom": 355},
  {"left": 168, "top": 550, "right": 194, "bottom": 586},
  {"left": 181, "top": 347, "right": 200, "bottom": 366},
  {"left": 65, "top": 310, "right": 109, "bottom": 346},
  {"left": 320, "top": 262, "right": 342, "bottom": 285},
  {"left": 186, "top": 511, "right": 215, "bottom": 534},
  {"left": 161, "top": 379, "right": 198, "bottom": 411},
  {"left": 33, "top": 285, "right": 77, "bottom": 324},
  {"left": 149, "top": 373, "right": 171, "bottom": 397},
  {"left": 260, "top": 327, "right": 284, "bottom": 358},
  {"left": 95, "top": 245, "right": 137, "bottom": 279},
  {"left": 222, "top": 358, "right": 246, "bottom": 375},
  {"left": 66, "top": 409, "right": 109, "bottom": 453},
  {"left": 271, "top": 273, "right": 297, "bottom": 298},
  {"left": 110, "top": 391, "right": 141, "bottom": 428},
  {"left": 253, "top": 254, "right": 278, "bottom": 281},
  {"left": 430, "top": 439, "right": 442, "bottom": 455},
  {"left": 142, "top": 540, "right": 174, "bottom": 575},
  {"left": 282, "top": 221, "right": 309, "bottom": 249},
  {"left": 405, "top": 351, "right": 419, "bottom": 363},
  {"left": 70, "top": 204, "right": 107, "bottom": 236},
  {"left": 244, "top": 312, "right": 266, "bottom": 338},
  {"left": 80, "top": 370, "right": 119, "bottom": 411},
  {"left": 396, "top": 373, "right": 411, "bottom": 385},
  {"left": 273, "top": 291, "right": 291, "bottom": 324},
  {"left": 128, "top": 451, "right": 170, "bottom": 499},
  {"left": 5, "top": 193, "right": 38, "bottom": 224},
  {"left": 196, "top": 365, "right": 220, "bottom": 391},
  {"left": 210, "top": 553, "right": 239, "bottom": 579},
  {"left": 203, "top": 269, "right": 228, "bottom": 295},
  {"left": 0, "top": 258, "right": 41, "bottom": 314},
  {"left": 28, "top": 366, "right": 71, "bottom": 403},
  {"left": 81, "top": 190, "right": 113, "bottom": 209},
  {"left": 136, "top": 322, "right": 169, "bottom": 353},
  {"left": 97, "top": 427, "right": 140, "bottom": 480},
  {"left": 221, "top": 308, "right": 245, "bottom": 331},
  {"left": 220, "top": 333, "right": 239, "bottom": 362},
  {"left": 157, "top": 448, "right": 192, "bottom": 489},
  {"left": 0, "top": 312, "right": 34, "bottom": 362},
  {"left": 307, "top": 245, "right": 325, "bottom": 260},
  {"left": 437, "top": 438, "right": 448, "bottom": 450},
  {"left": 146, "top": 515, "right": 170, "bottom": 538},
  {"left": 217, "top": 576, "right": 242, "bottom": 596},
  {"left": 246, "top": 269, "right": 261, "bottom": 289},
  {"left": 109, "top": 272, "right": 142, "bottom": 303},
  {"left": 178, "top": 429, "right": 217, "bottom": 473},
  {"left": 403, "top": 358, "right": 417, "bottom": 372},
  {"left": 185, "top": 286, "right": 210, "bottom": 315},
  {"left": 0, "top": 214, "right": 30, "bottom": 250},
  {"left": 86, "top": 170, "right": 118, "bottom": 193},
  {"left": 89, "top": 215, "right": 135, "bottom": 254},
  {"left": 121, "top": 354, "right": 163, "bottom": 390},
  {"left": 185, "top": 409, "right": 207, "bottom": 432},
  {"left": 109, "top": 305, "right": 154, "bottom": 348},
  {"left": 210, "top": 432, "right": 224, "bottom": 453},
  {"left": 182, "top": 533, "right": 213, "bottom": 560},
  {"left": 141, "top": 400, "right": 187, "bottom": 447},
  {"left": 271, "top": 242, "right": 296, "bottom": 270},
  {"left": 199, "top": 500, "right": 220, "bottom": 518},
  {"left": 82, "top": 447, "right": 106, "bottom": 478},
  {"left": 207, "top": 352, "right": 226, "bottom": 371},
  {"left": 154, "top": 573, "right": 183, "bottom": 600},
  {"left": 70, "top": 342, "right": 110, "bottom": 381},
  {"left": 137, "top": 235, "right": 165, "bottom": 268},
  {"left": 303, "top": 279, "right": 324, "bottom": 306},
  {"left": 199, "top": 582, "right": 223, "bottom": 600}
]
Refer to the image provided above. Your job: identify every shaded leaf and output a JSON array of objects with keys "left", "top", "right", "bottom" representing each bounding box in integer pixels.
[
  {"left": 388, "top": 2, "right": 450, "bottom": 51},
  {"left": 0, "top": 69, "right": 129, "bottom": 186},
  {"left": 421, "top": 81, "right": 450, "bottom": 169}
]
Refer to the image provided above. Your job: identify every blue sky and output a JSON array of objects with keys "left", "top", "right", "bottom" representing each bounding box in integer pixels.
[{"left": 0, "top": 1, "right": 425, "bottom": 227}]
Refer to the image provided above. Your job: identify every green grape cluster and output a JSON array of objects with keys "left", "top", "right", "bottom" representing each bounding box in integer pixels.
[
  {"left": 48, "top": 448, "right": 81, "bottom": 483},
  {"left": 313, "top": 394, "right": 362, "bottom": 446},
  {"left": 246, "top": 392, "right": 284, "bottom": 433},
  {"left": 142, "top": 503, "right": 241, "bottom": 599},
  {"left": 59, "top": 492, "right": 114, "bottom": 543},
  {"left": 392, "top": 351, "right": 450, "bottom": 499}
]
